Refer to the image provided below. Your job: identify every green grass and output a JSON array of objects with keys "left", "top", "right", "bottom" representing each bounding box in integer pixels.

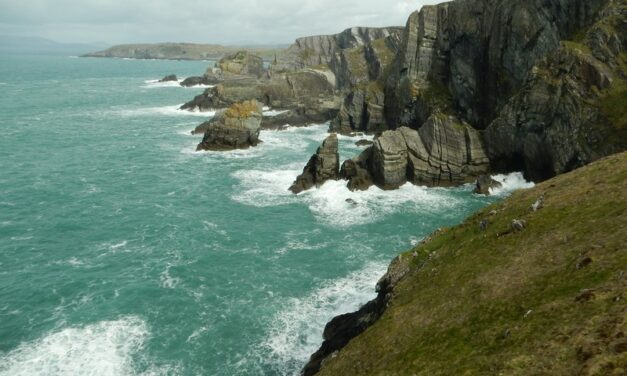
[{"left": 319, "top": 152, "right": 627, "bottom": 376}]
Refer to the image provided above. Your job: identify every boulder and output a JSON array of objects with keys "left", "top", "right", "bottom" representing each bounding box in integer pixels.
[
  {"left": 158, "top": 74, "right": 178, "bottom": 82},
  {"left": 474, "top": 175, "right": 502, "bottom": 195},
  {"left": 196, "top": 100, "right": 263, "bottom": 151},
  {"left": 289, "top": 134, "right": 340, "bottom": 193}
]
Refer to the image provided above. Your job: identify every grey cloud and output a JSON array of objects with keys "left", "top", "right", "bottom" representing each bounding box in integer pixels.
[{"left": 0, "top": 0, "right": 440, "bottom": 45}]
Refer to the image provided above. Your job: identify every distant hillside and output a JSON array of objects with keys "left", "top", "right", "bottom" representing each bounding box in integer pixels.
[
  {"left": 0, "top": 35, "right": 106, "bottom": 55},
  {"left": 82, "top": 43, "right": 285, "bottom": 61},
  {"left": 309, "top": 151, "right": 627, "bottom": 375}
]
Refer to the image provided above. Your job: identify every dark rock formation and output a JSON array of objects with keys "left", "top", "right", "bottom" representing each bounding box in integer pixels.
[
  {"left": 158, "top": 74, "right": 178, "bottom": 82},
  {"left": 340, "top": 150, "right": 374, "bottom": 191},
  {"left": 474, "top": 175, "right": 502, "bottom": 195},
  {"left": 289, "top": 134, "right": 340, "bottom": 194},
  {"left": 179, "top": 74, "right": 221, "bottom": 87},
  {"left": 483, "top": 44, "right": 623, "bottom": 181},
  {"left": 218, "top": 50, "right": 264, "bottom": 77},
  {"left": 380, "top": 0, "right": 624, "bottom": 181},
  {"left": 196, "top": 100, "right": 263, "bottom": 151},
  {"left": 355, "top": 139, "right": 373, "bottom": 147},
  {"left": 302, "top": 255, "right": 412, "bottom": 376}
]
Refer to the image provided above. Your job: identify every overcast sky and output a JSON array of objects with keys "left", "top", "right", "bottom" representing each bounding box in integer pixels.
[{"left": 0, "top": 0, "right": 440, "bottom": 46}]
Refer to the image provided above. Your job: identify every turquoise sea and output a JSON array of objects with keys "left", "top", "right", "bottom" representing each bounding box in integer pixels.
[{"left": 0, "top": 53, "right": 533, "bottom": 375}]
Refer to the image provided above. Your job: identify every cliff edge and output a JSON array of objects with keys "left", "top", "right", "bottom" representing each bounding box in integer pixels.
[{"left": 307, "top": 150, "right": 627, "bottom": 375}]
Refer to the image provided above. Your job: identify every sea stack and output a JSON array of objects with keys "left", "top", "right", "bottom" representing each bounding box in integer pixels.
[
  {"left": 196, "top": 100, "right": 263, "bottom": 151},
  {"left": 289, "top": 134, "right": 340, "bottom": 194}
]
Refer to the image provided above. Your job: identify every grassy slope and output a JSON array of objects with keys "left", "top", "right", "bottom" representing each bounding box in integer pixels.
[{"left": 319, "top": 152, "right": 627, "bottom": 376}]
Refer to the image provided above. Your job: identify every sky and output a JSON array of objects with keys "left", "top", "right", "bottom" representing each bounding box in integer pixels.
[{"left": 0, "top": 0, "right": 440, "bottom": 46}]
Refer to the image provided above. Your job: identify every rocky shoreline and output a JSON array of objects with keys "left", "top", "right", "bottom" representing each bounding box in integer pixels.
[{"left": 155, "top": 0, "right": 624, "bottom": 373}]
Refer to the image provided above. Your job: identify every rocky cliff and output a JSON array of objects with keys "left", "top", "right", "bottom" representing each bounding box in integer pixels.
[
  {"left": 307, "top": 150, "right": 627, "bottom": 376},
  {"left": 382, "top": 0, "right": 625, "bottom": 181},
  {"left": 272, "top": 27, "right": 403, "bottom": 73}
]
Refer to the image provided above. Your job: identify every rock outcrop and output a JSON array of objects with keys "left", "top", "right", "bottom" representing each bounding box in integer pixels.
[
  {"left": 289, "top": 134, "right": 340, "bottom": 194},
  {"left": 474, "top": 175, "right": 502, "bottom": 195},
  {"left": 302, "top": 254, "right": 413, "bottom": 376},
  {"left": 179, "top": 74, "right": 221, "bottom": 87},
  {"left": 340, "top": 149, "right": 374, "bottom": 191},
  {"left": 218, "top": 50, "right": 264, "bottom": 77},
  {"left": 196, "top": 100, "right": 263, "bottom": 151},
  {"left": 181, "top": 69, "right": 338, "bottom": 125},
  {"left": 158, "top": 74, "right": 177, "bottom": 82},
  {"left": 354, "top": 115, "right": 489, "bottom": 189},
  {"left": 272, "top": 27, "right": 403, "bottom": 73}
]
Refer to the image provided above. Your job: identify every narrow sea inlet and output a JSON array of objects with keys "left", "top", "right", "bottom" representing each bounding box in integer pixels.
[{"left": 0, "top": 54, "right": 530, "bottom": 375}]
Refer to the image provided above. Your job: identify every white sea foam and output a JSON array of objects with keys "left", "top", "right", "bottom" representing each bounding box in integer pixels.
[
  {"left": 115, "top": 105, "right": 215, "bottom": 118},
  {"left": 142, "top": 79, "right": 182, "bottom": 88},
  {"left": 489, "top": 172, "right": 535, "bottom": 196},
  {"left": 263, "top": 109, "right": 289, "bottom": 117},
  {"left": 232, "top": 167, "right": 461, "bottom": 227},
  {"left": 260, "top": 262, "right": 386, "bottom": 373},
  {"left": 160, "top": 265, "right": 180, "bottom": 289},
  {"left": 231, "top": 167, "right": 301, "bottom": 207},
  {"left": 0, "top": 317, "right": 151, "bottom": 376}
]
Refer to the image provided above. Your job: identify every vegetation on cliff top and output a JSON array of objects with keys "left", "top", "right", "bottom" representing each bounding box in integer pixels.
[{"left": 318, "top": 151, "right": 627, "bottom": 376}]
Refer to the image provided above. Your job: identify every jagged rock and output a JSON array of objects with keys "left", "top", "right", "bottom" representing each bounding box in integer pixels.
[
  {"left": 218, "top": 51, "right": 264, "bottom": 77},
  {"left": 340, "top": 148, "right": 374, "bottom": 191},
  {"left": 196, "top": 100, "right": 263, "bottom": 151},
  {"left": 302, "top": 255, "right": 411, "bottom": 376},
  {"left": 158, "top": 74, "right": 178, "bottom": 82},
  {"left": 180, "top": 69, "right": 337, "bottom": 115},
  {"left": 385, "top": 0, "right": 609, "bottom": 130},
  {"left": 474, "top": 175, "right": 502, "bottom": 195},
  {"left": 365, "top": 115, "right": 489, "bottom": 189},
  {"left": 355, "top": 139, "right": 373, "bottom": 147},
  {"left": 273, "top": 27, "right": 403, "bottom": 74},
  {"left": 179, "top": 74, "right": 221, "bottom": 87},
  {"left": 484, "top": 45, "right": 621, "bottom": 181},
  {"left": 289, "top": 134, "right": 340, "bottom": 194}
]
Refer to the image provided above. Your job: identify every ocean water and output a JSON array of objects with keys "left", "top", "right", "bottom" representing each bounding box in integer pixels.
[{"left": 0, "top": 53, "right": 533, "bottom": 376}]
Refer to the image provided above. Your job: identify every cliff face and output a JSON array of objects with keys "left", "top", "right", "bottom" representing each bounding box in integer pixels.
[
  {"left": 272, "top": 27, "right": 403, "bottom": 73},
  {"left": 381, "top": 0, "right": 625, "bottom": 181},
  {"left": 308, "top": 150, "right": 627, "bottom": 376}
]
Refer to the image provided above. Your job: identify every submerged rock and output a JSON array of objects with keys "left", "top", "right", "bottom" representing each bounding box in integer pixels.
[
  {"left": 158, "top": 74, "right": 178, "bottom": 82},
  {"left": 474, "top": 175, "right": 502, "bottom": 195},
  {"left": 196, "top": 100, "right": 263, "bottom": 151},
  {"left": 289, "top": 134, "right": 340, "bottom": 194}
]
